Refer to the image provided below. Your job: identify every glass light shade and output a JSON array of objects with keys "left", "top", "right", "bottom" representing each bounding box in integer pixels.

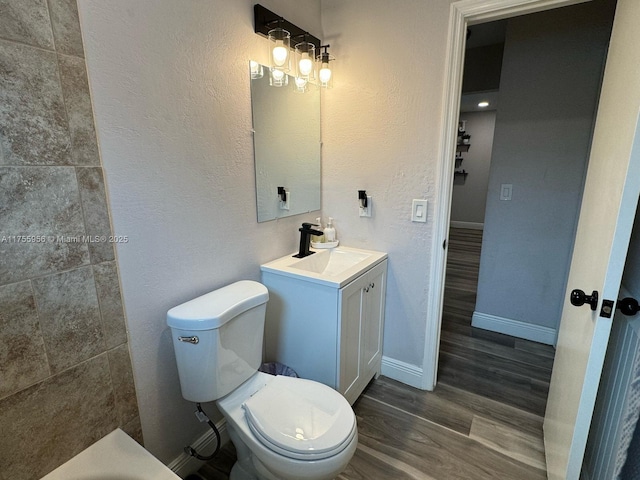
[
  {"left": 268, "top": 28, "right": 290, "bottom": 71},
  {"left": 269, "top": 68, "right": 288, "bottom": 87},
  {"left": 294, "top": 42, "right": 316, "bottom": 81},
  {"left": 250, "top": 60, "right": 264, "bottom": 80},
  {"left": 317, "top": 53, "right": 335, "bottom": 89},
  {"left": 293, "top": 76, "right": 308, "bottom": 93}
]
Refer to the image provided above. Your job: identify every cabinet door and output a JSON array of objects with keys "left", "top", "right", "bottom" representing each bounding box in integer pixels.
[
  {"left": 338, "top": 276, "right": 364, "bottom": 398},
  {"left": 362, "top": 261, "right": 386, "bottom": 376}
]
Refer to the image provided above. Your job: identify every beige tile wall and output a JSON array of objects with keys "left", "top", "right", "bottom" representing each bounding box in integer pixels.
[{"left": 0, "top": 1, "right": 141, "bottom": 478}]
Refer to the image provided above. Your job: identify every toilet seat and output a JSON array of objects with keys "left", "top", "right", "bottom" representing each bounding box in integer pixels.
[{"left": 242, "top": 375, "right": 356, "bottom": 461}]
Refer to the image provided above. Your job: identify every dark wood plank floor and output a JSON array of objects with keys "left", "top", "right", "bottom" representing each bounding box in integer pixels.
[
  {"left": 438, "top": 228, "right": 554, "bottom": 417},
  {"left": 194, "top": 227, "right": 555, "bottom": 480}
]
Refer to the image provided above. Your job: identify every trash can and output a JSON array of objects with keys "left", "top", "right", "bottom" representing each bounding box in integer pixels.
[{"left": 259, "top": 362, "right": 298, "bottom": 378}]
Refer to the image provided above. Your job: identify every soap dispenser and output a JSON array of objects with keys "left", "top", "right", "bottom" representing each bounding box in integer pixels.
[
  {"left": 312, "top": 217, "right": 324, "bottom": 243},
  {"left": 324, "top": 217, "right": 336, "bottom": 243}
]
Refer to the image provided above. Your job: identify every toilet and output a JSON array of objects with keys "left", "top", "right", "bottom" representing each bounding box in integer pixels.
[{"left": 167, "top": 280, "right": 357, "bottom": 480}]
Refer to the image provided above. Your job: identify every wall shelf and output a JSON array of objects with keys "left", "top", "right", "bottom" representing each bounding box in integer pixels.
[
  {"left": 453, "top": 169, "right": 468, "bottom": 185},
  {"left": 455, "top": 121, "right": 471, "bottom": 184}
]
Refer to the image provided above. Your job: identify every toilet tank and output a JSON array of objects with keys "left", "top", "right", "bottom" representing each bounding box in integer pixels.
[{"left": 167, "top": 280, "right": 269, "bottom": 402}]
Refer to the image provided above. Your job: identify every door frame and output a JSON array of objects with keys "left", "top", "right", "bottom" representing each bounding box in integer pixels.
[{"left": 422, "top": 0, "right": 593, "bottom": 390}]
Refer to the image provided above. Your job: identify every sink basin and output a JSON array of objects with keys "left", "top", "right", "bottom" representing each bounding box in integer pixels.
[
  {"left": 261, "top": 246, "right": 387, "bottom": 288},
  {"left": 290, "top": 249, "right": 372, "bottom": 276}
]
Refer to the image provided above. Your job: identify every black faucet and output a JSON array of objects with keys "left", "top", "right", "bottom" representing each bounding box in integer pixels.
[{"left": 293, "top": 222, "right": 324, "bottom": 258}]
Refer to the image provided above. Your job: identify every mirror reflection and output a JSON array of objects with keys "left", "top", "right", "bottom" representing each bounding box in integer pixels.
[{"left": 250, "top": 62, "right": 321, "bottom": 222}]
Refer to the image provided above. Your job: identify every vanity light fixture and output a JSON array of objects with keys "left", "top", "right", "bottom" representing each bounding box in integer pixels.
[
  {"left": 478, "top": 101, "right": 490, "bottom": 108},
  {"left": 317, "top": 45, "right": 335, "bottom": 89},
  {"left": 254, "top": 4, "right": 334, "bottom": 90},
  {"left": 250, "top": 60, "right": 264, "bottom": 79},
  {"left": 293, "top": 76, "right": 308, "bottom": 93},
  {"left": 269, "top": 68, "right": 288, "bottom": 87},
  {"left": 295, "top": 40, "right": 316, "bottom": 83},
  {"left": 267, "top": 27, "right": 291, "bottom": 72}
]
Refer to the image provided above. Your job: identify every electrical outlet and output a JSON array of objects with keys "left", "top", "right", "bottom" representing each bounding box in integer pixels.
[
  {"left": 359, "top": 196, "right": 372, "bottom": 217},
  {"left": 279, "top": 190, "right": 290, "bottom": 210}
]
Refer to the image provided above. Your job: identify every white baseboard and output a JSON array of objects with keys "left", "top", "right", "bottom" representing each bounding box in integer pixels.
[
  {"left": 381, "top": 356, "right": 424, "bottom": 389},
  {"left": 168, "top": 418, "right": 230, "bottom": 478},
  {"left": 450, "top": 221, "right": 484, "bottom": 230},
  {"left": 472, "top": 311, "right": 556, "bottom": 345}
]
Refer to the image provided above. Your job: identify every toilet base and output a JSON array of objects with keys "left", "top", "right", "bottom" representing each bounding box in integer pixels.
[
  {"left": 228, "top": 427, "right": 276, "bottom": 480},
  {"left": 229, "top": 461, "right": 257, "bottom": 480},
  {"left": 228, "top": 427, "right": 258, "bottom": 480}
]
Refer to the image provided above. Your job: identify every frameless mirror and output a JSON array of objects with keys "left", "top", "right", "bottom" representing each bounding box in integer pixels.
[{"left": 250, "top": 62, "right": 321, "bottom": 222}]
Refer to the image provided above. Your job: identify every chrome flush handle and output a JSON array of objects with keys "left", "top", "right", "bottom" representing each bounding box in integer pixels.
[{"left": 178, "top": 336, "right": 199, "bottom": 344}]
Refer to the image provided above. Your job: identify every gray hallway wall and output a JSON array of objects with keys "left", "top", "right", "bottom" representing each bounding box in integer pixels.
[{"left": 473, "top": 0, "right": 616, "bottom": 342}]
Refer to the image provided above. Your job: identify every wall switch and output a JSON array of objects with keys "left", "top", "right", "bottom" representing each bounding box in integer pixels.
[
  {"left": 411, "top": 199, "right": 428, "bottom": 222},
  {"left": 359, "top": 196, "right": 372, "bottom": 217},
  {"left": 500, "top": 184, "right": 513, "bottom": 201},
  {"left": 279, "top": 190, "right": 290, "bottom": 210}
]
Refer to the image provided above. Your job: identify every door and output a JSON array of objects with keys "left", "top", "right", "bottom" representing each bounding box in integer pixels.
[
  {"left": 362, "top": 262, "right": 386, "bottom": 374},
  {"left": 543, "top": 1, "right": 640, "bottom": 478},
  {"left": 338, "top": 277, "right": 363, "bottom": 398}
]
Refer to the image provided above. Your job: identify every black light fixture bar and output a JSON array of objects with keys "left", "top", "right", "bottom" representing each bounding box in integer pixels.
[{"left": 254, "top": 4, "right": 321, "bottom": 52}]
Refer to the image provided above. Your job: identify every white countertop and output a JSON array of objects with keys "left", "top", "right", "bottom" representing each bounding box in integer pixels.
[{"left": 260, "top": 246, "right": 387, "bottom": 288}]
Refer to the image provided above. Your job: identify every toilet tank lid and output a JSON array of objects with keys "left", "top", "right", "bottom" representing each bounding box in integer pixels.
[{"left": 167, "top": 280, "right": 268, "bottom": 330}]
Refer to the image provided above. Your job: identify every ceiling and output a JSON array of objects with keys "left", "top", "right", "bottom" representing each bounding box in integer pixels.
[
  {"left": 460, "top": 20, "right": 506, "bottom": 113},
  {"left": 466, "top": 20, "right": 507, "bottom": 49},
  {"left": 460, "top": 91, "right": 499, "bottom": 113}
]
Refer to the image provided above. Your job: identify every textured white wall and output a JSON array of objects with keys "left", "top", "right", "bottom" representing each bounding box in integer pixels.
[
  {"left": 321, "top": 0, "right": 454, "bottom": 367},
  {"left": 78, "top": 0, "right": 322, "bottom": 463}
]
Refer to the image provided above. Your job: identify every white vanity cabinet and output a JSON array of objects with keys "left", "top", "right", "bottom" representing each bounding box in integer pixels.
[
  {"left": 260, "top": 251, "right": 387, "bottom": 405},
  {"left": 337, "top": 260, "right": 386, "bottom": 404}
]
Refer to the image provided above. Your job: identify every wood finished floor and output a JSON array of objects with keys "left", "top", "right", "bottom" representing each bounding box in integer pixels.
[{"left": 195, "top": 228, "right": 555, "bottom": 479}]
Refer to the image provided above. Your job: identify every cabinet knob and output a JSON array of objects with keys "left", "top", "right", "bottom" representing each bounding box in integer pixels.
[{"left": 370, "top": 282, "right": 375, "bottom": 289}]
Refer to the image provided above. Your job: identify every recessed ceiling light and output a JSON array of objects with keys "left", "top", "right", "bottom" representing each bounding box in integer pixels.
[{"left": 478, "top": 101, "right": 489, "bottom": 108}]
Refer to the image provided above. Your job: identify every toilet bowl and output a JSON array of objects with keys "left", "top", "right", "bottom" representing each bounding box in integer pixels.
[
  {"left": 167, "top": 280, "right": 357, "bottom": 480},
  {"left": 218, "top": 371, "right": 357, "bottom": 480}
]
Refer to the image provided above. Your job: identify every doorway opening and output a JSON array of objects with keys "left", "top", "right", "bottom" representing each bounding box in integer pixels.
[
  {"left": 435, "top": 0, "right": 617, "bottom": 411},
  {"left": 438, "top": 19, "right": 557, "bottom": 415},
  {"left": 423, "top": 0, "right": 608, "bottom": 389}
]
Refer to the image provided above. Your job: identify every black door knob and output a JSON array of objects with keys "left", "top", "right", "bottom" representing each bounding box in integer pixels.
[
  {"left": 570, "top": 289, "right": 599, "bottom": 311},
  {"left": 617, "top": 297, "right": 640, "bottom": 316}
]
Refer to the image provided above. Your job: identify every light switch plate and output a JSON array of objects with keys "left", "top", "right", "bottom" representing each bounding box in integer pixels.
[
  {"left": 411, "top": 199, "right": 428, "bottom": 222},
  {"left": 500, "top": 184, "right": 513, "bottom": 201}
]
